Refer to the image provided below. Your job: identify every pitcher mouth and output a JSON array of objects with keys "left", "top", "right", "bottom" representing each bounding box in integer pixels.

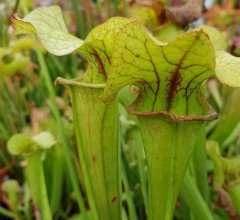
[
  {"left": 55, "top": 77, "right": 218, "bottom": 122},
  {"left": 54, "top": 77, "right": 106, "bottom": 89},
  {"left": 129, "top": 108, "right": 217, "bottom": 122},
  {"left": 129, "top": 98, "right": 218, "bottom": 123}
]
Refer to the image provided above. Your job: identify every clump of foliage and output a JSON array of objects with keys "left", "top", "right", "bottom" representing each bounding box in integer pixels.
[{"left": 1, "top": 1, "right": 240, "bottom": 220}]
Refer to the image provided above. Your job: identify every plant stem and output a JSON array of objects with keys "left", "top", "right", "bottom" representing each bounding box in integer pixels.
[
  {"left": 25, "top": 151, "right": 52, "bottom": 220},
  {"left": 23, "top": 182, "right": 32, "bottom": 220},
  {"left": 49, "top": 148, "right": 64, "bottom": 215}
]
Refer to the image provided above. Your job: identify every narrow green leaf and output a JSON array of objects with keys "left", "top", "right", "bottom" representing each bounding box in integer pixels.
[
  {"left": 190, "top": 124, "right": 210, "bottom": 204},
  {"left": 0, "top": 206, "right": 18, "bottom": 218},
  {"left": 210, "top": 88, "right": 240, "bottom": 145},
  {"left": 215, "top": 51, "right": 240, "bottom": 87},
  {"left": 180, "top": 170, "right": 214, "bottom": 220}
]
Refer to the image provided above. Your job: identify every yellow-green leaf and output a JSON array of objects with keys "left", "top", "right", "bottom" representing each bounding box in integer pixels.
[
  {"left": 79, "top": 17, "right": 136, "bottom": 83},
  {"left": 130, "top": 4, "right": 158, "bottom": 29},
  {"left": 154, "top": 24, "right": 183, "bottom": 43},
  {"left": 100, "top": 21, "right": 215, "bottom": 117},
  {"left": 32, "top": 132, "right": 57, "bottom": 149},
  {"left": 0, "top": 52, "right": 30, "bottom": 76},
  {"left": 11, "top": 6, "right": 136, "bottom": 83},
  {"left": 194, "top": 25, "right": 227, "bottom": 51},
  {"left": 215, "top": 51, "right": 240, "bottom": 87},
  {"left": 7, "top": 134, "right": 37, "bottom": 156},
  {"left": 11, "top": 6, "right": 84, "bottom": 56}
]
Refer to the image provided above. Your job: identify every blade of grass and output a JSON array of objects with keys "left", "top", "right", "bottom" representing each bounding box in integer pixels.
[
  {"left": 178, "top": 198, "right": 192, "bottom": 220},
  {"left": 49, "top": 147, "right": 65, "bottom": 215},
  {"left": 23, "top": 182, "right": 32, "bottom": 220},
  {"left": 0, "top": 147, "right": 11, "bottom": 170},
  {"left": 0, "top": 205, "right": 18, "bottom": 219},
  {"left": 72, "top": 0, "right": 86, "bottom": 38},
  {"left": 121, "top": 159, "right": 138, "bottom": 220},
  {"left": 0, "top": 122, "right": 10, "bottom": 142},
  {"left": 122, "top": 208, "right": 128, "bottom": 220},
  {"left": 180, "top": 170, "right": 214, "bottom": 220},
  {"left": 222, "top": 122, "right": 240, "bottom": 149},
  {"left": 69, "top": 54, "right": 78, "bottom": 77},
  {"left": 207, "top": 79, "right": 223, "bottom": 110},
  {"left": 114, "top": 0, "right": 119, "bottom": 16},
  {"left": 0, "top": 78, "right": 22, "bottom": 131},
  {"left": 0, "top": 14, "right": 8, "bottom": 46},
  {"left": 47, "top": 55, "right": 64, "bottom": 74},
  {"left": 191, "top": 124, "right": 210, "bottom": 204},
  {"left": 12, "top": 0, "right": 21, "bottom": 16},
  {"left": 206, "top": 119, "right": 219, "bottom": 135},
  {"left": 128, "top": 127, "right": 148, "bottom": 215}
]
